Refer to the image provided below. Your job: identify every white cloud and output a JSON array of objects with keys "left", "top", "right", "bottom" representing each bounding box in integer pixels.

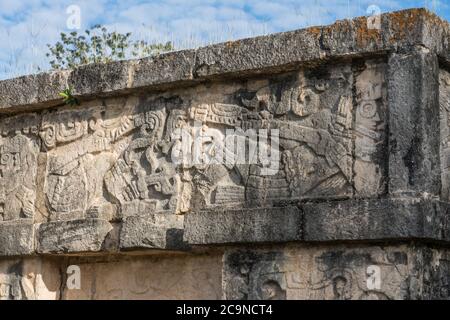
[{"left": 0, "top": 0, "right": 28, "bottom": 16}]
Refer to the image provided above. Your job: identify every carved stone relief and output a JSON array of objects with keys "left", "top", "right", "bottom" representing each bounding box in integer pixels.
[
  {"left": 185, "top": 60, "right": 387, "bottom": 208},
  {"left": 0, "top": 114, "right": 40, "bottom": 222},
  {"left": 41, "top": 98, "right": 138, "bottom": 221},
  {"left": 223, "top": 246, "right": 410, "bottom": 300},
  {"left": 422, "top": 249, "right": 450, "bottom": 300},
  {"left": 103, "top": 96, "right": 188, "bottom": 216},
  {"left": 354, "top": 60, "right": 387, "bottom": 196},
  {"left": 62, "top": 254, "right": 222, "bottom": 299},
  {"left": 0, "top": 60, "right": 387, "bottom": 222}
]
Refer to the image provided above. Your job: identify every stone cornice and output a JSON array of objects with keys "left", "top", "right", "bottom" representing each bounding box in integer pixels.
[{"left": 0, "top": 8, "right": 448, "bottom": 114}]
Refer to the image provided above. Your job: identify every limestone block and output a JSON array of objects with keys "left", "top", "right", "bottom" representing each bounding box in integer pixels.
[
  {"left": 37, "top": 219, "right": 113, "bottom": 254},
  {"left": 184, "top": 207, "right": 302, "bottom": 244},
  {"left": 388, "top": 48, "right": 440, "bottom": 196},
  {"left": 120, "top": 213, "right": 187, "bottom": 250},
  {"left": 303, "top": 198, "right": 448, "bottom": 241}
]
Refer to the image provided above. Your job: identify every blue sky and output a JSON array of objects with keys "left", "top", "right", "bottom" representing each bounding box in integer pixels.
[{"left": 0, "top": 0, "right": 448, "bottom": 79}]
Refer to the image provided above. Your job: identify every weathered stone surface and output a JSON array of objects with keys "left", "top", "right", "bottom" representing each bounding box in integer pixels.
[
  {"left": 185, "top": 198, "right": 449, "bottom": 244},
  {"left": 193, "top": 28, "right": 322, "bottom": 78},
  {"left": 68, "top": 49, "right": 196, "bottom": 98},
  {"left": 418, "top": 246, "right": 450, "bottom": 300},
  {"left": 0, "top": 9, "right": 448, "bottom": 300},
  {"left": 131, "top": 50, "right": 196, "bottom": 88},
  {"left": 0, "top": 114, "right": 40, "bottom": 222},
  {"left": 0, "top": 71, "right": 70, "bottom": 113},
  {"left": 222, "top": 244, "right": 450, "bottom": 300},
  {"left": 303, "top": 198, "right": 448, "bottom": 241},
  {"left": 0, "top": 60, "right": 387, "bottom": 232},
  {"left": 185, "top": 207, "right": 302, "bottom": 245},
  {"left": 0, "top": 221, "right": 34, "bottom": 256},
  {"left": 37, "top": 219, "right": 113, "bottom": 254},
  {"left": 120, "top": 214, "right": 187, "bottom": 250},
  {"left": 388, "top": 48, "right": 441, "bottom": 196}
]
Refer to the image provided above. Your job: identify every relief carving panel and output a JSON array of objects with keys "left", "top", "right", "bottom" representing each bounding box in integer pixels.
[
  {"left": 62, "top": 254, "right": 222, "bottom": 299},
  {"left": 223, "top": 246, "right": 410, "bottom": 300},
  {"left": 0, "top": 114, "right": 40, "bottom": 222},
  {"left": 41, "top": 98, "right": 138, "bottom": 220},
  {"left": 0, "top": 59, "right": 387, "bottom": 222}
]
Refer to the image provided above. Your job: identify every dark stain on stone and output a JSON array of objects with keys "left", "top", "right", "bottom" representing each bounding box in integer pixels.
[{"left": 402, "top": 135, "right": 422, "bottom": 186}]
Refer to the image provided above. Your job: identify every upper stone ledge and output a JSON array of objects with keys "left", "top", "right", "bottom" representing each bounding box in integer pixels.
[{"left": 0, "top": 8, "right": 448, "bottom": 114}]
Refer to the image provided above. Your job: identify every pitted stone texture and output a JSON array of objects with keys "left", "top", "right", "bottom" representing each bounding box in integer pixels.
[
  {"left": 37, "top": 219, "right": 113, "bottom": 254},
  {"left": 0, "top": 221, "right": 34, "bottom": 256},
  {"left": 185, "top": 198, "right": 449, "bottom": 245},
  {"left": 120, "top": 214, "right": 187, "bottom": 250},
  {"left": 0, "top": 71, "right": 70, "bottom": 112},
  {"left": 69, "top": 50, "right": 196, "bottom": 97},
  {"left": 193, "top": 28, "right": 322, "bottom": 78},
  {"left": 388, "top": 48, "right": 441, "bottom": 196},
  {"left": 184, "top": 207, "right": 302, "bottom": 245}
]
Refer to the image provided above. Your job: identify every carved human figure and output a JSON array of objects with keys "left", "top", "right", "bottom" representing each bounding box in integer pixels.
[
  {"left": 42, "top": 100, "right": 138, "bottom": 220},
  {"left": 104, "top": 106, "right": 188, "bottom": 214},
  {"left": 353, "top": 61, "right": 386, "bottom": 196},
  {"left": 0, "top": 133, "right": 37, "bottom": 221},
  {"left": 243, "top": 78, "right": 352, "bottom": 204}
]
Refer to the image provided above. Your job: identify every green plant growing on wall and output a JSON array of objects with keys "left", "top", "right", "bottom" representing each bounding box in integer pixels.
[
  {"left": 47, "top": 25, "right": 173, "bottom": 70},
  {"left": 59, "top": 87, "right": 79, "bottom": 106}
]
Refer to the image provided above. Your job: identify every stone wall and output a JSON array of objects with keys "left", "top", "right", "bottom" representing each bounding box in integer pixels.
[{"left": 0, "top": 8, "right": 449, "bottom": 300}]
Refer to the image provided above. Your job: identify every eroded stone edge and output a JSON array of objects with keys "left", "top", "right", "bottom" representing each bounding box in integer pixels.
[{"left": 184, "top": 198, "right": 450, "bottom": 245}]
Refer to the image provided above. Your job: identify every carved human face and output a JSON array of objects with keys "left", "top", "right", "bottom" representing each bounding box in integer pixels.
[
  {"left": 0, "top": 150, "right": 21, "bottom": 176},
  {"left": 0, "top": 135, "right": 28, "bottom": 182}
]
